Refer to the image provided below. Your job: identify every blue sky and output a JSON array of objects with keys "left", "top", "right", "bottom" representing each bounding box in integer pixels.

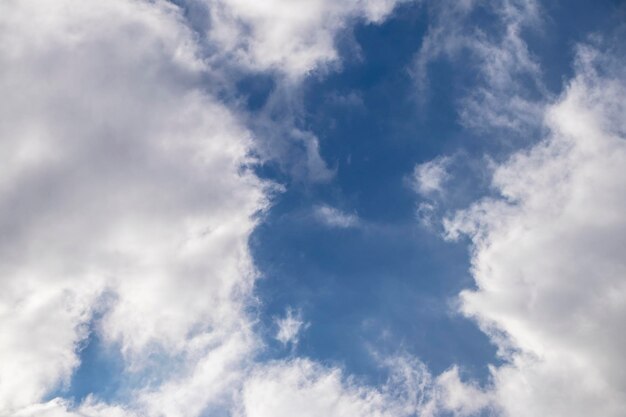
[
  {"left": 251, "top": 0, "right": 621, "bottom": 382},
  {"left": 1, "top": 1, "right": 625, "bottom": 417}
]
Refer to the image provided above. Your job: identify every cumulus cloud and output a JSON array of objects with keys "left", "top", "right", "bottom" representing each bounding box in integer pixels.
[
  {"left": 202, "top": 0, "right": 406, "bottom": 79},
  {"left": 0, "top": 0, "right": 268, "bottom": 414},
  {"left": 198, "top": 0, "right": 408, "bottom": 183},
  {"left": 444, "top": 42, "right": 626, "bottom": 416},
  {"left": 239, "top": 357, "right": 428, "bottom": 417},
  {"left": 314, "top": 204, "right": 360, "bottom": 228},
  {"left": 239, "top": 353, "right": 499, "bottom": 417},
  {"left": 12, "top": 398, "right": 135, "bottom": 417},
  {"left": 240, "top": 359, "right": 391, "bottom": 417},
  {"left": 409, "top": 155, "right": 462, "bottom": 229}
]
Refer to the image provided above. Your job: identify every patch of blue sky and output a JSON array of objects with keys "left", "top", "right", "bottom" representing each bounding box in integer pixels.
[
  {"left": 251, "top": 2, "right": 499, "bottom": 385},
  {"left": 48, "top": 321, "right": 124, "bottom": 404}
]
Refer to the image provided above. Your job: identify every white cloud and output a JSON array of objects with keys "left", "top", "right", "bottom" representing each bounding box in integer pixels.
[
  {"left": 202, "top": 0, "right": 407, "bottom": 79},
  {"left": 275, "top": 308, "right": 308, "bottom": 346},
  {"left": 314, "top": 204, "right": 360, "bottom": 228},
  {"left": 415, "top": 201, "right": 438, "bottom": 229},
  {"left": 0, "top": 0, "right": 268, "bottom": 415},
  {"left": 173, "top": 0, "right": 408, "bottom": 183},
  {"left": 444, "top": 43, "right": 626, "bottom": 416},
  {"left": 238, "top": 353, "right": 499, "bottom": 417},
  {"left": 434, "top": 367, "right": 494, "bottom": 416},
  {"left": 411, "top": 156, "right": 451, "bottom": 196},
  {"left": 409, "top": 156, "right": 459, "bottom": 229},
  {"left": 240, "top": 359, "right": 391, "bottom": 417},
  {"left": 239, "top": 357, "right": 433, "bottom": 417}
]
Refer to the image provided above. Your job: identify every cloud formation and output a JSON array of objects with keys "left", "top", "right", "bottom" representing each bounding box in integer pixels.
[
  {"left": 239, "top": 356, "right": 438, "bottom": 417},
  {"left": 414, "top": 0, "right": 545, "bottom": 132},
  {"left": 202, "top": 0, "right": 406, "bottom": 79},
  {"left": 314, "top": 204, "right": 360, "bottom": 228},
  {"left": 410, "top": 156, "right": 451, "bottom": 197},
  {"left": 0, "top": 0, "right": 268, "bottom": 414},
  {"left": 444, "top": 42, "right": 626, "bottom": 416},
  {"left": 180, "top": 0, "right": 408, "bottom": 183}
]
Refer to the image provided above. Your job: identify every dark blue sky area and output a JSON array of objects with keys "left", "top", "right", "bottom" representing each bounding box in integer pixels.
[{"left": 250, "top": 12, "right": 497, "bottom": 385}]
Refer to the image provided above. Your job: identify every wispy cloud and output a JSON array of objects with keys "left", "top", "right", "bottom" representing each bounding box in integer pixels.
[
  {"left": 275, "top": 308, "right": 309, "bottom": 346},
  {"left": 413, "top": 0, "right": 545, "bottom": 133},
  {"left": 314, "top": 204, "right": 360, "bottom": 228}
]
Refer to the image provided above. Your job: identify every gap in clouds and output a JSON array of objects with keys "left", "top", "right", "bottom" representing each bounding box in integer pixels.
[
  {"left": 250, "top": 3, "right": 501, "bottom": 386},
  {"left": 59, "top": 326, "right": 124, "bottom": 403}
]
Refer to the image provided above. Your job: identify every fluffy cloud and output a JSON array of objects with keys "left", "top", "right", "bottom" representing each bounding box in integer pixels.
[
  {"left": 239, "top": 354, "right": 500, "bottom": 417},
  {"left": 171, "top": 0, "right": 408, "bottom": 183},
  {"left": 0, "top": 0, "right": 268, "bottom": 414},
  {"left": 239, "top": 357, "right": 430, "bottom": 417},
  {"left": 444, "top": 43, "right": 626, "bottom": 416},
  {"left": 12, "top": 398, "right": 134, "bottom": 417},
  {"left": 202, "top": 0, "right": 406, "bottom": 79}
]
